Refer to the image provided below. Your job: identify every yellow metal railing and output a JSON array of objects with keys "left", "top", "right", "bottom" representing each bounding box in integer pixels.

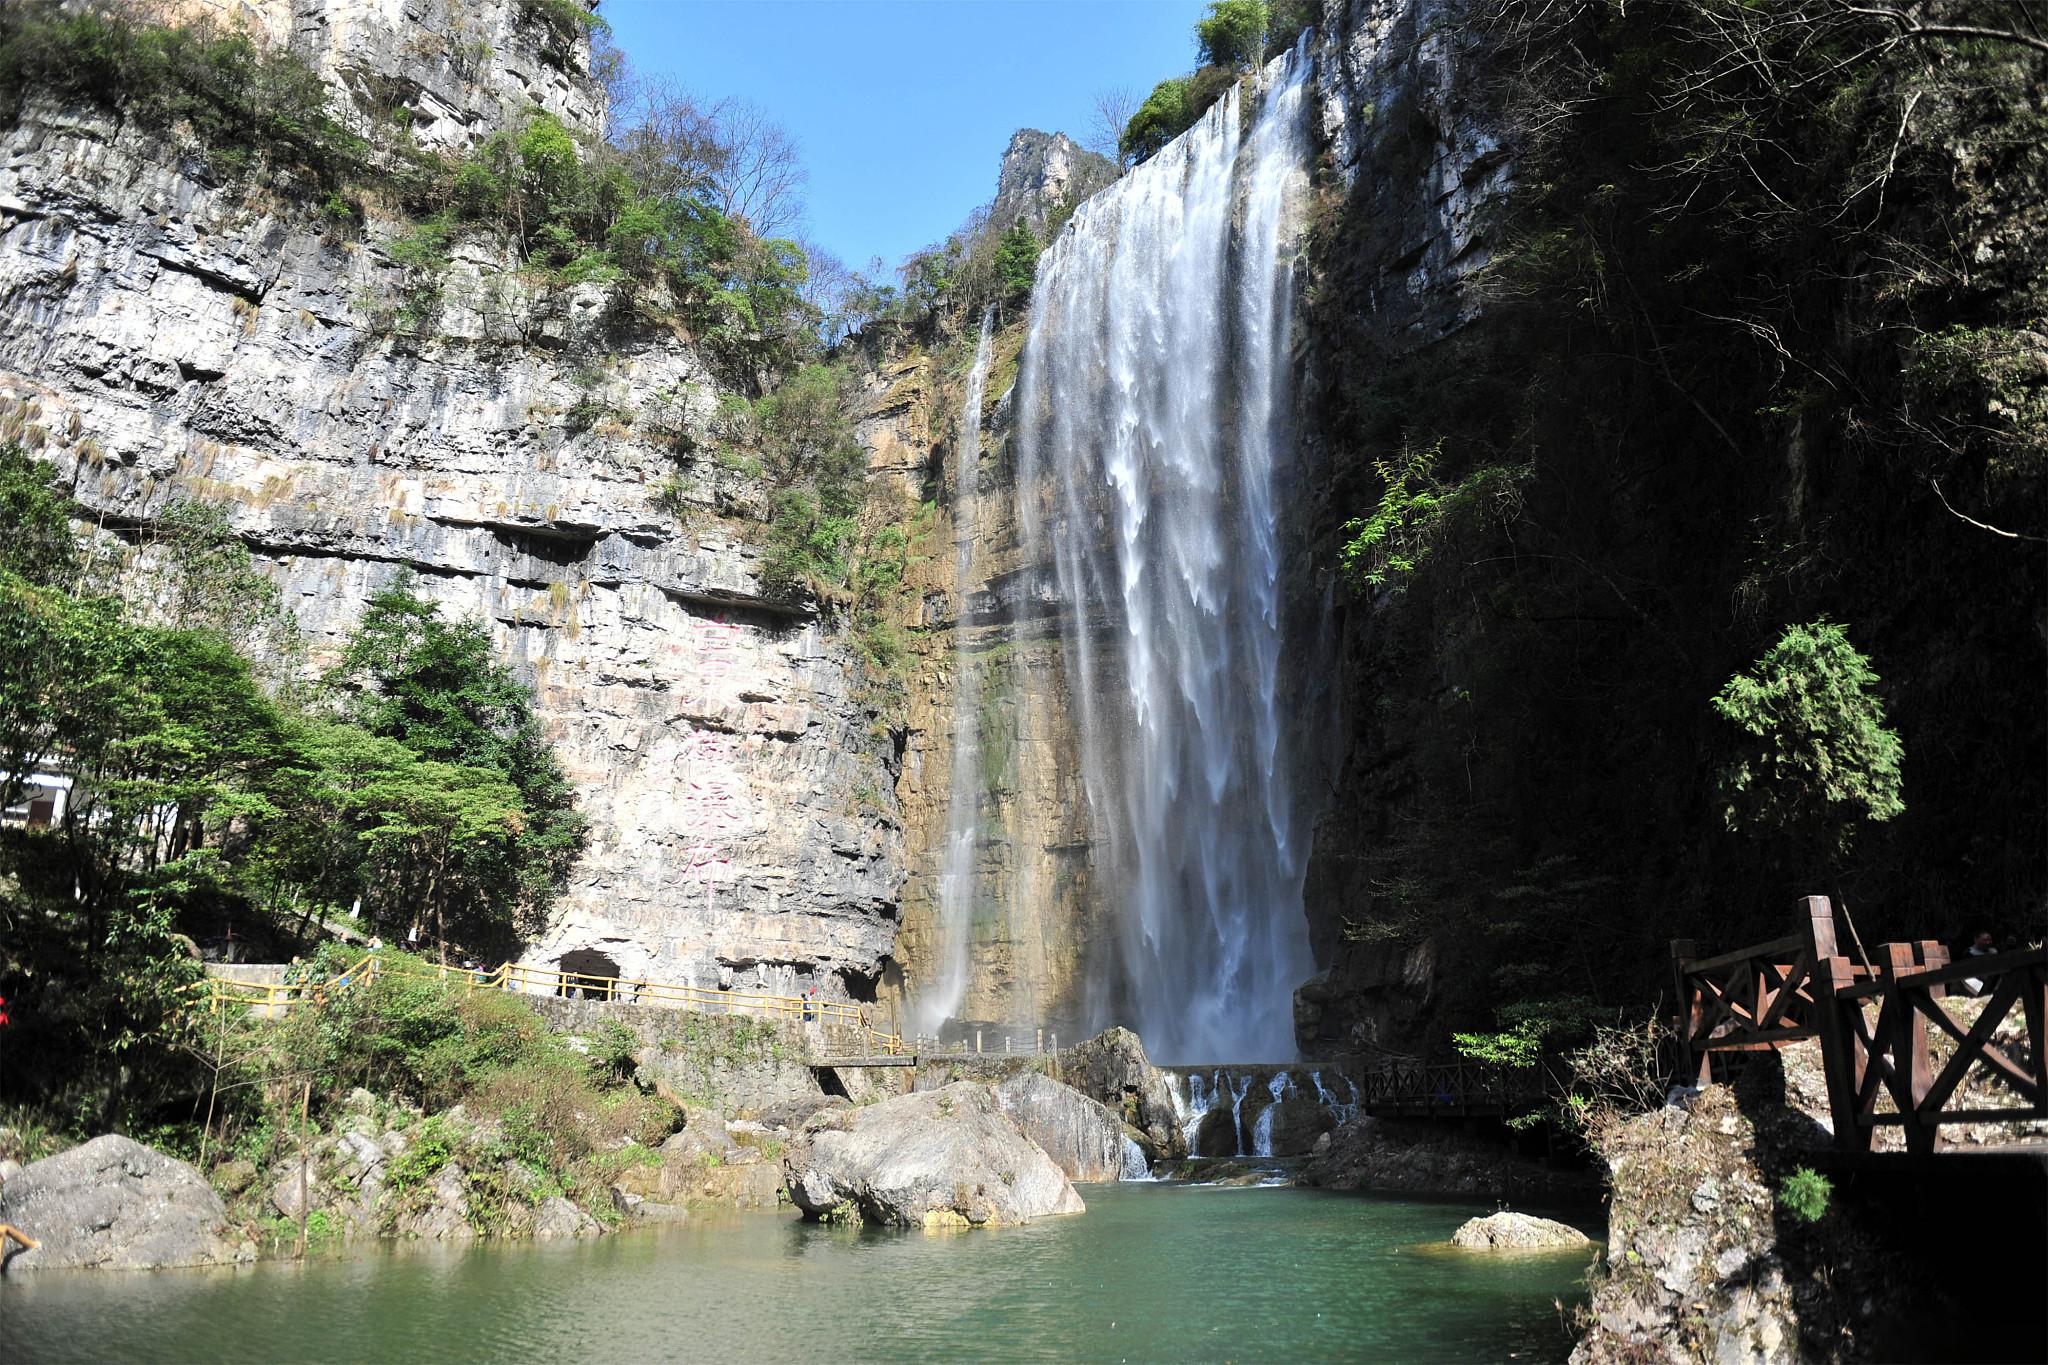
[{"left": 198, "top": 953, "right": 908, "bottom": 1056}]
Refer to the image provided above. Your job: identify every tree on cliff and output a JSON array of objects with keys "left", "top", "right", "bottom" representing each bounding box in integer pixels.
[
  {"left": 326, "top": 576, "right": 586, "bottom": 933},
  {"left": 1196, "top": 0, "right": 1269, "bottom": 70}
]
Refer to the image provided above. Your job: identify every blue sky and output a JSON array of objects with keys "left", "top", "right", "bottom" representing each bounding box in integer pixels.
[{"left": 600, "top": 0, "right": 1210, "bottom": 274}]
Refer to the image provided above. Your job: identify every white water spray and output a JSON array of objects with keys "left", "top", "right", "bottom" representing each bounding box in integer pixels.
[{"left": 1013, "top": 41, "right": 1318, "bottom": 1060}]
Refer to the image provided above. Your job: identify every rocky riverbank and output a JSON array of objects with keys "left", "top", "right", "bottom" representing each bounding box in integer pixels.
[
  {"left": 0, "top": 1006, "right": 1197, "bottom": 1268},
  {"left": 1297, "top": 1116, "right": 1600, "bottom": 1204}
]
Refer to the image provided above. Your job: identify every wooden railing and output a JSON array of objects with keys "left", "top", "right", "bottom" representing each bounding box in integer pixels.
[
  {"left": 1671, "top": 896, "right": 1849, "bottom": 1084},
  {"left": 200, "top": 954, "right": 908, "bottom": 1058},
  {"left": 1822, "top": 942, "right": 2048, "bottom": 1155},
  {"left": 1674, "top": 897, "right": 2047, "bottom": 1155},
  {"left": 1354, "top": 1060, "right": 1540, "bottom": 1118}
]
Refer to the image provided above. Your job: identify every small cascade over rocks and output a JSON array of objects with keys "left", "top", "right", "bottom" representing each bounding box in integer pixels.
[
  {"left": 1010, "top": 39, "right": 1321, "bottom": 1060},
  {"left": 1164, "top": 1063, "right": 1357, "bottom": 1159}
]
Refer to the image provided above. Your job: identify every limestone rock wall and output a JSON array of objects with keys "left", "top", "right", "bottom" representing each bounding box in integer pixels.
[
  {"left": 0, "top": 0, "right": 905, "bottom": 999},
  {"left": 157, "top": 0, "right": 603, "bottom": 153},
  {"left": 1293, "top": 0, "right": 1517, "bottom": 1054},
  {"left": 858, "top": 324, "right": 1112, "bottom": 1041}
]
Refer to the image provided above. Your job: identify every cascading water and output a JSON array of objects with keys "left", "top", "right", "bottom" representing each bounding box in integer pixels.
[
  {"left": 1166, "top": 1063, "right": 1358, "bottom": 1159},
  {"left": 917, "top": 310, "right": 998, "bottom": 1034},
  {"left": 1012, "top": 40, "right": 1317, "bottom": 1061}
]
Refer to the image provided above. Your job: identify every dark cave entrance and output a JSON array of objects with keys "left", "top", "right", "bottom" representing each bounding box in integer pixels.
[{"left": 558, "top": 949, "right": 620, "bottom": 999}]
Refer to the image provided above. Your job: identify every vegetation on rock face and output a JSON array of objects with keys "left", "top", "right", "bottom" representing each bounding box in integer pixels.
[
  {"left": 0, "top": 1, "right": 819, "bottom": 382},
  {"left": 1337, "top": 442, "right": 1527, "bottom": 593},
  {"left": 1304, "top": 0, "right": 2046, "bottom": 1053},
  {"left": 1121, "top": 77, "right": 1197, "bottom": 164},
  {"left": 1118, "top": 1, "right": 1317, "bottom": 163},
  {"left": 1195, "top": 0, "right": 1270, "bottom": 69},
  {"left": 0, "top": 1, "right": 368, "bottom": 189},
  {"left": 0, "top": 447, "right": 582, "bottom": 1132}
]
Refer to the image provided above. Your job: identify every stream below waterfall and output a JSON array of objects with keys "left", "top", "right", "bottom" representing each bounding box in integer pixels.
[{"left": 2, "top": 1183, "right": 1595, "bottom": 1362}]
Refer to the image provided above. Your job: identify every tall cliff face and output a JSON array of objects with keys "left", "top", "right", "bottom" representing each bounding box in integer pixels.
[
  {"left": 0, "top": 0, "right": 905, "bottom": 998},
  {"left": 1292, "top": 0, "right": 2044, "bottom": 1057}
]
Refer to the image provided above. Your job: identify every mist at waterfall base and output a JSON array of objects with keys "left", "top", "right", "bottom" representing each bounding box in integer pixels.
[{"left": 913, "top": 42, "right": 1322, "bottom": 1061}]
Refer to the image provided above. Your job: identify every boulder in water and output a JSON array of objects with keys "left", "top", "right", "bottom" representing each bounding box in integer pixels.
[
  {"left": 783, "top": 1082, "right": 1085, "bottom": 1228},
  {"left": 0, "top": 1135, "right": 240, "bottom": 1270},
  {"left": 1065, "top": 1028, "right": 1185, "bottom": 1158},
  {"left": 993, "top": 1070, "right": 1147, "bottom": 1181},
  {"left": 1451, "top": 1211, "right": 1592, "bottom": 1250}
]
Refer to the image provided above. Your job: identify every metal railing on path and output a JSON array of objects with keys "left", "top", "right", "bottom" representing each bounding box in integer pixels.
[{"left": 200, "top": 954, "right": 910, "bottom": 1060}]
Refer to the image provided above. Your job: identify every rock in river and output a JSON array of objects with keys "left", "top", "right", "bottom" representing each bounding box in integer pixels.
[
  {"left": 783, "top": 1083, "right": 1085, "bottom": 1228},
  {"left": 1451, "top": 1211, "right": 1592, "bottom": 1251},
  {"left": 1064, "top": 1028, "right": 1185, "bottom": 1159},
  {"left": 993, "top": 1070, "right": 1148, "bottom": 1181},
  {"left": 0, "top": 1135, "right": 241, "bottom": 1270}
]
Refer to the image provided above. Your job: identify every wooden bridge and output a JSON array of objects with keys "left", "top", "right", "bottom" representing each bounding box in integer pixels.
[
  {"left": 1352, "top": 1059, "right": 1544, "bottom": 1120},
  {"left": 1314, "top": 895, "right": 2045, "bottom": 1147},
  {"left": 1674, "top": 896, "right": 2047, "bottom": 1155}
]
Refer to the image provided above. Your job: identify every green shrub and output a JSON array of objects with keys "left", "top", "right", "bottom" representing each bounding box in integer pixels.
[
  {"left": 586, "top": 1020, "right": 640, "bottom": 1083},
  {"left": 1712, "top": 621, "right": 1904, "bottom": 853},
  {"left": 1122, "top": 77, "right": 1194, "bottom": 163},
  {"left": 993, "top": 223, "right": 1042, "bottom": 301},
  {"left": 1778, "top": 1166, "right": 1831, "bottom": 1223},
  {"left": 387, "top": 1115, "right": 457, "bottom": 1196},
  {"left": 1338, "top": 442, "right": 1528, "bottom": 592}
]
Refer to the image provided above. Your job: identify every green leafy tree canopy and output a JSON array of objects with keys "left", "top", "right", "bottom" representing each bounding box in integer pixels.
[
  {"left": 1196, "top": 0, "right": 1269, "bottom": 69},
  {"left": 1712, "top": 620, "right": 1905, "bottom": 854}
]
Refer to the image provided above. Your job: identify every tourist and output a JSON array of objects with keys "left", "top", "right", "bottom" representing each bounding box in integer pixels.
[
  {"left": 802, "top": 986, "right": 817, "bottom": 1023},
  {"left": 1963, "top": 929, "right": 1997, "bottom": 996}
]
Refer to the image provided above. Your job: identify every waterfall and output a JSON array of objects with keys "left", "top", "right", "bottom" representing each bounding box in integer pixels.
[
  {"left": 1012, "top": 40, "right": 1317, "bottom": 1061},
  {"left": 1250, "top": 1072, "right": 1295, "bottom": 1157},
  {"left": 917, "top": 310, "right": 998, "bottom": 1034}
]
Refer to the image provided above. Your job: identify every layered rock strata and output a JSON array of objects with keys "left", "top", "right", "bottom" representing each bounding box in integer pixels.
[{"left": 0, "top": 0, "right": 904, "bottom": 998}]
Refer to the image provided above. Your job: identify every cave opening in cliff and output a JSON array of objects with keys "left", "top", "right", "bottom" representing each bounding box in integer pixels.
[{"left": 557, "top": 949, "right": 619, "bottom": 1000}]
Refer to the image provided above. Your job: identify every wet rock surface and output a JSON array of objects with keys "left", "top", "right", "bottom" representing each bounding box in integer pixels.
[
  {"left": 991, "top": 1070, "right": 1144, "bottom": 1181},
  {"left": 783, "top": 1083, "right": 1085, "bottom": 1228},
  {"left": 1064, "top": 1028, "right": 1185, "bottom": 1159},
  {"left": 1297, "top": 1116, "right": 1599, "bottom": 1203},
  {"left": 0, "top": 1135, "right": 241, "bottom": 1270}
]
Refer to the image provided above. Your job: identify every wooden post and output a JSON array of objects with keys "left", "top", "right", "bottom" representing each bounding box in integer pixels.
[
  {"left": 1802, "top": 897, "right": 1867, "bottom": 1150},
  {"left": 295, "top": 1079, "right": 312, "bottom": 1259},
  {"left": 1917, "top": 941, "right": 1949, "bottom": 1000},
  {"left": 1884, "top": 942, "right": 1938, "bottom": 1155},
  {"left": 1671, "top": 939, "right": 1705, "bottom": 1086}
]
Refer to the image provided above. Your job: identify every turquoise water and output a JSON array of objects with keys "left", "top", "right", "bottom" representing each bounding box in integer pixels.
[{"left": 1, "top": 1183, "right": 1597, "bottom": 1363}]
